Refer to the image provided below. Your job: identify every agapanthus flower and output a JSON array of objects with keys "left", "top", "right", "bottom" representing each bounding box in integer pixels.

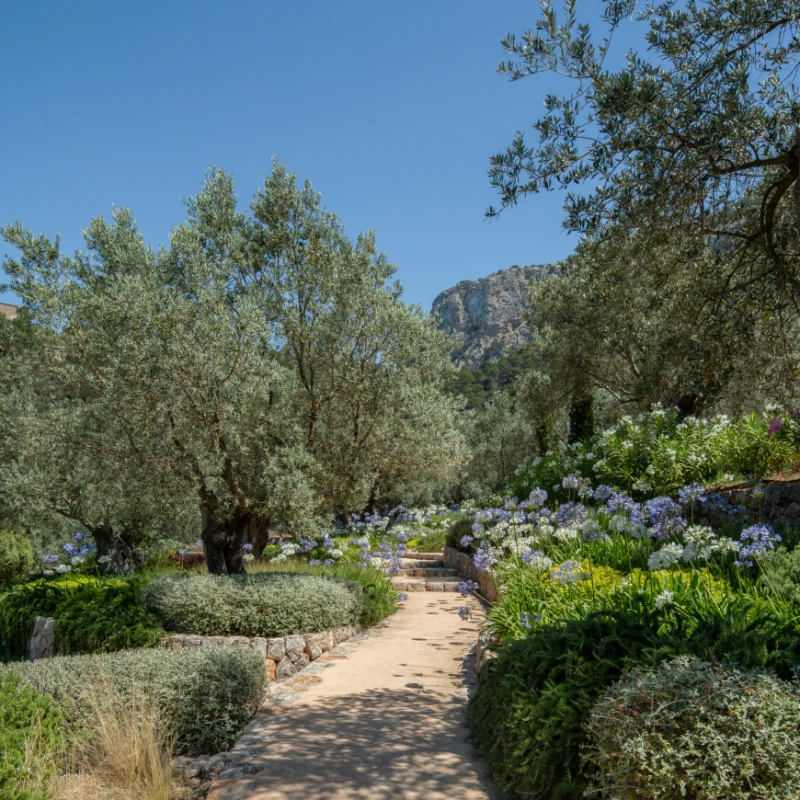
[
  {"left": 550, "top": 560, "right": 587, "bottom": 584},
  {"left": 195, "top": 540, "right": 203, "bottom": 548},
  {"left": 521, "top": 549, "right": 553, "bottom": 570},
  {"left": 678, "top": 482, "right": 706, "bottom": 506},
  {"left": 397, "top": 593, "right": 408, "bottom": 601},
  {"left": 458, "top": 579, "right": 479, "bottom": 597},
  {"left": 473, "top": 544, "right": 495, "bottom": 571},
  {"left": 242, "top": 543, "right": 254, "bottom": 553},
  {"left": 654, "top": 590, "right": 675, "bottom": 609},
  {"left": 457, "top": 606, "right": 472, "bottom": 621},
  {"left": 647, "top": 542, "right": 684, "bottom": 571},
  {"left": 555, "top": 502, "right": 588, "bottom": 526},
  {"left": 460, "top": 534, "right": 474, "bottom": 548},
  {"left": 43, "top": 554, "right": 59, "bottom": 564},
  {"left": 735, "top": 524, "right": 781, "bottom": 567},
  {"left": 528, "top": 488, "right": 548, "bottom": 508},
  {"left": 520, "top": 612, "right": 541, "bottom": 630},
  {"left": 591, "top": 485, "right": 613, "bottom": 502}
]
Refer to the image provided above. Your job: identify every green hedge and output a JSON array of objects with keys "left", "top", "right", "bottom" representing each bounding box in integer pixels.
[
  {"left": 0, "top": 673, "right": 65, "bottom": 800},
  {"left": 5, "top": 646, "right": 267, "bottom": 756},
  {"left": 142, "top": 572, "right": 364, "bottom": 637},
  {"left": 585, "top": 657, "right": 800, "bottom": 800},
  {"left": 0, "top": 576, "right": 162, "bottom": 661}
]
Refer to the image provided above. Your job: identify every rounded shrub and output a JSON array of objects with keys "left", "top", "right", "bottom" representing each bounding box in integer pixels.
[
  {"left": 584, "top": 657, "right": 800, "bottom": 800},
  {"left": 0, "top": 526, "right": 34, "bottom": 584},
  {"left": 142, "top": 572, "right": 363, "bottom": 636},
  {"left": 5, "top": 646, "right": 267, "bottom": 756},
  {"left": 0, "top": 672, "right": 65, "bottom": 800}
]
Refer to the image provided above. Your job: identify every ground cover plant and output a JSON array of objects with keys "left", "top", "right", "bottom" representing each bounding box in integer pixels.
[
  {"left": 4, "top": 646, "right": 267, "bottom": 756},
  {"left": 584, "top": 657, "right": 800, "bottom": 800}
]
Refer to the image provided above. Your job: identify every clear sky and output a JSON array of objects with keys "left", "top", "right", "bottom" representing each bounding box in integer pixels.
[{"left": 0, "top": 0, "right": 635, "bottom": 310}]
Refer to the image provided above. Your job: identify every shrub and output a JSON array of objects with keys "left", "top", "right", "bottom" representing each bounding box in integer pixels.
[
  {"left": 247, "top": 560, "right": 398, "bottom": 627},
  {"left": 409, "top": 527, "right": 447, "bottom": 552},
  {"left": 764, "top": 546, "right": 800, "bottom": 609},
  {"left": 446, "top": 518, "right": 474, "bottom": 551},
  {"left": 584, "top": 657, "right": 800, "bottom": 800},
  {"left": 5, "top": 646, "right": 267, "bottom": 755},
  {"left": 469, "top": 612, "right": 676, "bottom": 800},
  {"left": 0, "top": 526, "right": 34, "bottom": 584},
  {"left": 0, "top": 576, "right": 162, "bottom": 661},
  {"left": 142, "top": 572, "right": 363, "bottom": 636},
  {"left": 0, "top": 672, "right": 65, "bottom": 800},
  {"left": 53, "top": 578, "right": 163, "bottom": 654}
]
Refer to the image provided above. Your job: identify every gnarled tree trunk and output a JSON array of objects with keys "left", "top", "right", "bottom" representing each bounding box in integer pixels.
[
  {"left": 201, "top": 505, "right": 249, "bottom": 574},
  {"left": 92, "top": 524, "right": 145, "bottom": 575}
]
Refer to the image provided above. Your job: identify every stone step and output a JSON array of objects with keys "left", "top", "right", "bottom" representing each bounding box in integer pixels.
[
  {"left": 392, "top": 577, "right": 462, "bottom": 592},
  {"left": 395, "top": 567, "right": 458, "bottom": 578},
  {"left": 405, "top": 551, "right": 444, "bottom": 561},
  {"left": 400, "top": 558, "right": 445, "bottom": 569}
]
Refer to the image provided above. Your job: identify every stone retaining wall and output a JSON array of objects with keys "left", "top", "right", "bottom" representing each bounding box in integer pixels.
[
  {"left": 442, "top": 546, "right": 499, "bottom": 602},
  {"left": 694, "top": 478, "right": 800, "bottom": 528},
  {"left": 160, "top": 625, "right": 362, "bottom": 682}
]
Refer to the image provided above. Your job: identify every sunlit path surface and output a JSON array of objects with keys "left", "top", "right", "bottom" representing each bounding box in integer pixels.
[{"left": 207, "top": 592, "right": 495, "bottom": 800}]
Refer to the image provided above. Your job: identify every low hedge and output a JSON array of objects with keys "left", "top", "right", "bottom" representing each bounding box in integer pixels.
[
  {"left": 142, "top": 572, "right": 364, "bottom": 637},
  {"left": 0, "top": 673, "right": 65, "bottom": 800},
  {"left": 5, "top": 646, "right": 267, "bottom": 756},
  {"left": 585, "top": 657, "right": 800, "bottom": 800}
]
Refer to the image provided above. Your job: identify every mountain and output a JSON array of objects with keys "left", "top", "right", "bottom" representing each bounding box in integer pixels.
[{"left": 431, "top": 264, "right": 559, "bottom": 366}]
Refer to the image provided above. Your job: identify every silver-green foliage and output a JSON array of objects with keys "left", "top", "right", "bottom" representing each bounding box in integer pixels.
[
  {"left": 3, "top": 646, "right": 267, "bottom": 755},
  {"left": 142, "top": 572, "right": 363, "bottom": 636},
  {"left": 585, "top": 657, "right": 800, "bottom": 800}
]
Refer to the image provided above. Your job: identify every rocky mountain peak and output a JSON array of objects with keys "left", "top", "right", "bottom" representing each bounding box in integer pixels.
[{"left": 431, "top": 264, "right": 558, "bottom": 367}]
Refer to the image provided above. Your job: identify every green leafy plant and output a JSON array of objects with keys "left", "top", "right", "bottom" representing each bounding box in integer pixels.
[
  {"left": 142, "top": 572, "right": 364, "bottom": 636},
  {"left": 585, "top": 657, "right": 800, "bottom": 800},
  {"left": 0, "top": 673, "right": 65, "bottom": 800},
  {"left": 5, "top": 646, "right": 267, "bottom": 756},
  {"left": 469, "top": 612, "right": 677, "bottom": 800}
]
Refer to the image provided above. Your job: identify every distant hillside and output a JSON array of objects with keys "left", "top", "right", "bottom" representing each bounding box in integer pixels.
[{"left": 431, "top": 264, "right": 558, "bottom": 367}]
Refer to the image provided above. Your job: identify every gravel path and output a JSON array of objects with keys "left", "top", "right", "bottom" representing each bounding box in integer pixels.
[{"left": 206, "top": 592, "right": 496, "bottom": 800}]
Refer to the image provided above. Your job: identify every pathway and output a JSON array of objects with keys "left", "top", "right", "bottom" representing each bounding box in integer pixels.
[{"left": 206, "top": 588, "right": 495, "bottom": 800}]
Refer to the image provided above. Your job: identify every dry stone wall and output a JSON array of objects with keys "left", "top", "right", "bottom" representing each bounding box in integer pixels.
[
  {"left": 443, "top": 546, "right": 499, "bottom": 602},
  {"left": 160, "top": 625, "right": 362, "bottom": 682}
]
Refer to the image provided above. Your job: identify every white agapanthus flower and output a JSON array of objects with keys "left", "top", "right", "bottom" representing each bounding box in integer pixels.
[
  {"left": 554, "top": 524, "right": 581, "bottom": 542},
  {"left": 648, "top": 543, "right": 684, "bottom": 571},
  {"left": 655, "top": 590, "right": 675, "bottom": 609}
]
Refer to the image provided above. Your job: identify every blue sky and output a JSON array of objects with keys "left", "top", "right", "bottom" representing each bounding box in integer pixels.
[{"left": 0, "top": 0, "right": 639, "bottom": 310}]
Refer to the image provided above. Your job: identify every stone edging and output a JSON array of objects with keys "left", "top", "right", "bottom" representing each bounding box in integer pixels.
[
  {"left": 443, "top": 546, "right": 499, "bottom": 602},
  {"left": 160, "top": 625, "right": 363, "bottom": 682}
]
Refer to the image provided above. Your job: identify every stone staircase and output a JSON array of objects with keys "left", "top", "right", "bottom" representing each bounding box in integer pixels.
[{"left": 392, "top": 551, "right": 461, "bottom": 592}]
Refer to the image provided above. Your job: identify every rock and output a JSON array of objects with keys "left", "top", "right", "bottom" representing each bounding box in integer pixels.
[
  {"left": 432, "top": 263, "right": 559, "bottom": 366},
  {"left": 203, "top": 754, "right": 229, "bottom": 778},
  {"left": 28, "top": 617, "right": 56, "bottom": 660},
  {"left": 784, "top": 502, "right": 800, "bottom": 519},
  {"left": 250, "top": 637, "right": 267, "bottom": 658},
  {"left": 266, "top": 637, "right": 286, "bottom": 659},
  {"left": 284, "top": 635, "right": 306, "bottom": 661},
  {"left": 223, "top": 636, "right": 251, "bottom": 648},
  {"left": 276, "top": 656, "right": 295, "bottom": 679},
  {"left": 161, "top": 635, "right": 184, "bottom": 649},
  {"left": 320, "top": 630, "right": 335, "bottom": 652},
  {"left": 182, "top": 635, "right": 204, "bottom": 649},
  {"left": 203, "top": 636, "right": 226, "bottom": 648},
  {"left": 303, "top": 634, "right": 325, "bottom": 660},
  {"left": 265, "top": 658, "right": 277, "bottom": 681}
]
